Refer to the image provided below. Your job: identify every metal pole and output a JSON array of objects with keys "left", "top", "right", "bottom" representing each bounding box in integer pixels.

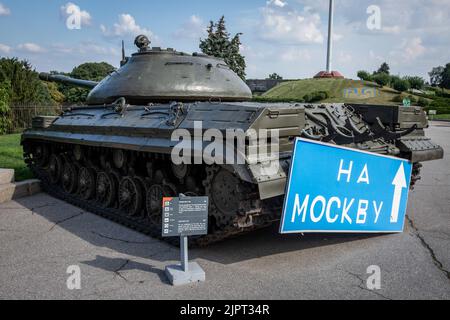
[
  {"left": 180, "top": 236, "right": 188, "bottom": 272},
  {"left": 326, "top": 0, "right": 334, "bottom": 73}
]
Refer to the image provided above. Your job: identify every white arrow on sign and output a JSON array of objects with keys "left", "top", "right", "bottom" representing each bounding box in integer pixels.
[{"left": 390, "top": 163, "right": 408, "bottom": 223}]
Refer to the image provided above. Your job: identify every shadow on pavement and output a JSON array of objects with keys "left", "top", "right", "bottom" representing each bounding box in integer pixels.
[{"left": 15, "top": 194, "right": 384, "bottom": 268}]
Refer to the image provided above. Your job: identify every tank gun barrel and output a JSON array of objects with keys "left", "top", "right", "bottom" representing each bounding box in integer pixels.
[{"left": 39, "top": 73, "right": 99, "bottom": 89}]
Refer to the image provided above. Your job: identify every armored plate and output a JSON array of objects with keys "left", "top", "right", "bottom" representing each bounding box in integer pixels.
[{"left": 87, "top": 48, "right": 252, "bottom": 105}]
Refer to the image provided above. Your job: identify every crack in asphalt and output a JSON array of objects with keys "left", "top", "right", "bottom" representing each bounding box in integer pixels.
[
  {"left": 47, "top": 212, "right": 85, "bottom": 232},
  {"left": 114, "top": 259, "right": 130, "bottom": 282},
  {"left": 91, "top": 231, "right": 154, "bottom": 245},
  {"left": 30, "top": 202, "right": 58, "bottom": 215},
  {"left": 346, "top": 271, "right": 392, "bottom": 300},
  {"left": 406, "top": 215, "right": 450, "bottom": 280}
]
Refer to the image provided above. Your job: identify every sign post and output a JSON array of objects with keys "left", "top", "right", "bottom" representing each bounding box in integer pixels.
[
  {"left": 162, "top": 195, "right": 208, "bottom": 286},
  {"left": 280, "top": 138, "right": 412, "bottom": 234}
]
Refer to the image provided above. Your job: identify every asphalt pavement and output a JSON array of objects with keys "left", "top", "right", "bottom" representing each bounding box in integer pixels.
[{"left": 0, "top": 123, "right": 449, "bottom": 300}]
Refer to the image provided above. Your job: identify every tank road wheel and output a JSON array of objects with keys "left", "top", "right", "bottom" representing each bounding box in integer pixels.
[
  {"left": 78, "top": 167, "right": 96, "bottom": 200},
  {"left": 145, "top": 184, "right": 176, "bottom": 229},
  {"left": 119, "top": 177, "right": 143, "bottom": 217},
  {"left": 96, "top": 172, "right": 117, "bottom": 208},
  {"left": 48, "top": 154, "right": 63, "bottom": 184},
  {"left": 62, "top": 162, "right": 78, "bottom": 194}
]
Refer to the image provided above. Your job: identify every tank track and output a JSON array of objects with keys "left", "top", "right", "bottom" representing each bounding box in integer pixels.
[
  {"left": 23, "top": 141, "right": 421, "bottom": 247},
  {"left": 23, "top": 143, "right": 273, "bottom": 247}
]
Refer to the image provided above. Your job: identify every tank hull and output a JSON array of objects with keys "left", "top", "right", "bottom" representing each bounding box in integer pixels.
[{"left": 21, "top": 102, "right": 443, "bottom": 245}]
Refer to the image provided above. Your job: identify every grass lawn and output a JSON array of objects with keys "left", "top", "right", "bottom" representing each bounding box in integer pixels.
[
  {"left": 0, "top": 134, "right": 33, "bottom": 181},
  {"left": 432, "top": 114, "right": 450, "bottom": 120},
  {"left": 262, "top": 78, "right": 424, "bottom": 105}
]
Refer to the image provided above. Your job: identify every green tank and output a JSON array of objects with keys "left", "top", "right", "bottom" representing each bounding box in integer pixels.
[{"left": 22, "top": 35, "right": 443, "bottom": 245}]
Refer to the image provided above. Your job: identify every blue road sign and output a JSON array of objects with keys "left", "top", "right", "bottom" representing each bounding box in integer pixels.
[{"left": 280, "top": 138, "right": 412, "bottom": 234}]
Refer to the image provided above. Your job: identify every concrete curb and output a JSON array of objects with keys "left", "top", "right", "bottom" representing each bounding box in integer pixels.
[{"left": 0, "top": 168, "right": 41, "bottom": 204}]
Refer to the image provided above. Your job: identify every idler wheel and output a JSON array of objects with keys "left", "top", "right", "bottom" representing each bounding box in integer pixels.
[
  {"left": 96, "top": 172, "right": 117, "bottom": 208},
  {"left": 34, "top": 144, "right": 49, "bottom": 168},
  {"left": 119, "top": 177, "right": 143, "bottom": 217},
  {"left": 62, "top": 162, "right": 78, "bottom": 194},
  {"left": 78, "top": 167, "right": 96, "bottom": 200},
  {"left": 48, "top": 154, "right": 63, "bottom": 184},
  {"left": 211, "top": 170, "right": 240, "bottom": 216}
]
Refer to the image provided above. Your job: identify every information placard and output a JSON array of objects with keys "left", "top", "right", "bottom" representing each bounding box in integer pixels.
[{"left": 162, "top": 196, "right": 209, "bottom": 237}]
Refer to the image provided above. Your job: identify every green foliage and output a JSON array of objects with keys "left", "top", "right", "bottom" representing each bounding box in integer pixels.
[
  {"left": 428, "top": 63, "right": 450, "bottom": 89},
  {"left": 303, "top": 91, "right": 329, "bottom": 103},
  {"left": 0, "top": 81, "right": 12, "bottom": 134},
  {"left": 442, "top": 63, "right": 450, "bottom": 89},
  {"left": 405, "top": 76, "right": 425, "bottom": 90},
  {"left": 392, "top": 78, "right": 411, "bottom": 92},
  {"left": 426, "top": 97, "right": 450, "bottom": 114},
  {"left": 373, "top": 73, "right": 390, "bottom": 87},
  {"left": 418, "top": 97, "right": 430, "bottom": 107},
  {"left": 199, "top": 16, "right": 246, "bottom": 80},
  {"left": 357, "top": 70, "right": 372, "bottom": 81},
  {"left": 268, "top": 73, "right": 283, "bottom": 80},
  {"left": 56, "top": 62, "right": 115, "bottom": 104},
  {"left": 0, "top": 57, "right": 55, "bottom": 105}
]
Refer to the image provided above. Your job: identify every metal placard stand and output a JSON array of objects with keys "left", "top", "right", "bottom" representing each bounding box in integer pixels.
[
  {"left": 165, "top": 236, "right": 205, "bottom": 286},
  {"left": 163, "top": 195, "right": 207, "bottom": 286}
]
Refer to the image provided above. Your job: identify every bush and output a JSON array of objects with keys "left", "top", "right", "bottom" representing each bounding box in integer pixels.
[
  {"left": 405, "top": 76, "right": 425, "bottom": 90},
  {"left": 303, "top": 91, "right": 329, "bottom": 103},
  {"left": 373, "top": 73, "right": 390, "bottom": 87},
  {"left": 357, "top": 70, "right": 372, "bottom": 81},
  {"left": 392, "top": 78, "right": 411, "bottom": 92},
  {"left": 418, "top": 97, "right": 430, "bottom": 107},
  {"left": 392, "top": 95, "right": 403, "bottom": 103}
]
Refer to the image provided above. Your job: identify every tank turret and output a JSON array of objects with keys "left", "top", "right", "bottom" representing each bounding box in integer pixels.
[{"left": 40, "top": 35, "right": 252, "bottom": 105}]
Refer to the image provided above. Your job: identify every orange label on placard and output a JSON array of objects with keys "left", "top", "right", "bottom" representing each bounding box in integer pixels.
[{"left": 162, "top": 197, "right": 173, "bottom": 206}]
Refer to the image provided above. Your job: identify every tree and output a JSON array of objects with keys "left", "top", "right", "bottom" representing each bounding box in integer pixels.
[
  {"left": 405, "top": 76, "right": 425, "bottom": 90},
  {"left": 57, "top": 62, "right": 115, "bottom": 104},
  {"left": 373, "top": 72, "right": 390, "bottom": 87},
  {"left": 0, "top": 80, "right": 11, "bottom": 134},
  {"left": 268, "top": 73, "right": 283, "bottom": 80},
  {"left": 199, "top": 16, "right": 246, "bottom": 80},
  {"left": 392, "top": 78, "right": 410, "bottom": 92},
  {"left": 0, "top": 57, "right": 55, "bottom": 105},
  {"left": 429, "top": 66, "right": 444, "bottom": 87},
  {"left": 441, "top": 63, "right": 450, "bottom": 89},
  {"left": 357, "top": 70, "right": 372, "bottom": 81},
  {"left": 376, "top": 62, "right": 390, "bottom": 75}
]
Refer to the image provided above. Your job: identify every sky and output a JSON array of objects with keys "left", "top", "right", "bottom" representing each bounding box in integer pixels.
[{"left": 0, "top": 0, "right": 449, "bottom": 80}]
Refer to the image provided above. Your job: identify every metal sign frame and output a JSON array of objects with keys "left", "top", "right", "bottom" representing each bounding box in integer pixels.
[{"left": 280, "top": 138, "right": 412, "bottom": 234}]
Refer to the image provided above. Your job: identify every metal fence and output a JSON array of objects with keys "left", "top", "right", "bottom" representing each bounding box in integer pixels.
[{"left": 7, "top": 104, "right": 62, "bottom": 133}]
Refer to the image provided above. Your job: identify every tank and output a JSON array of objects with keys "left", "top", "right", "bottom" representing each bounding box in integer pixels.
[{"left": 22, "top": 35, "right": 444, "bottom": 246}]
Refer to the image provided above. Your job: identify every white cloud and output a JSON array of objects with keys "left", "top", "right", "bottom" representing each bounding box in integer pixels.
[
  {"left": 0, "top": 3, "right": 10, "bottom": 16},
  {"left": 259, "top": 0, "right": 324, "bottom": 44},
  {"left": 17, "top": 43, "right": 46, "bottom": 53},
  {"left": 173, "top": 15, "right": 206, "bottom": 40},
  {"left": 60, "top": 2, "right": 92, "bottom": 26},
  {"left": 269, "top": 0, "right": 287, "bottom": 8},
  {"left": 400, "top": 37, "right": 426, "bottom": 61},
  {"left": 0, "top": 43, "right": 11, "bottom": 54},
  {"left": 51, "top": 42, "right": 120, "bottom": 57},
  {"left": 101, "top": 14, "right": 154, "bottom": 39},
  {"left": 280, "top": 48, "right": 312, "bottom": 62},
  {"left": 390, "top": 37, "right": 426, "bottom": 63},
  {"left": 337, "top": 51, "right": 352, "bottom": 64}
]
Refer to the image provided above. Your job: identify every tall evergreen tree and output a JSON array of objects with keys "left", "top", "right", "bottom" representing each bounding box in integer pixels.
[{"left": 199, "top": 16, "right": 246, "bottom": 80}]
